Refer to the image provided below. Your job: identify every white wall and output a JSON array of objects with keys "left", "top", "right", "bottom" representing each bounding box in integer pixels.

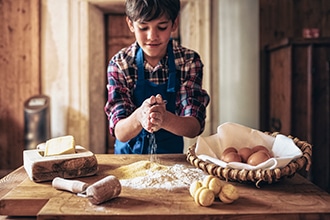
[
  {"left": 41, "top": 0, "right": 72, "bottom": 138},
  {"left": 214, "top": 0, "right": 260, "bottom": 129},
  {"left": 41, "top": 0, "right": 106, "bottom": 153}
]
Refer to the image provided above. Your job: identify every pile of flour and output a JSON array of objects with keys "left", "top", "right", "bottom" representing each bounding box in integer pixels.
[{"left": 108, "top": 160, "right": 206, "bottom": 191}]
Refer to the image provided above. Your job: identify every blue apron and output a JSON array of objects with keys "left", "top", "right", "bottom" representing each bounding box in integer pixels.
[{"left": 114, "top": 40, "right": 184, "bottom": 154}]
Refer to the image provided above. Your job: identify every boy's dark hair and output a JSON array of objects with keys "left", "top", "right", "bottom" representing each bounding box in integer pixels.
[{"left": 125, "top": 0, "right": 180, "bottom": 23}]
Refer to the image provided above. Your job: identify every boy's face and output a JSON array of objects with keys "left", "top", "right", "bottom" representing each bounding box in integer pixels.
[{"left": 127, "top": 15, "right": 178, "bottom": 65}]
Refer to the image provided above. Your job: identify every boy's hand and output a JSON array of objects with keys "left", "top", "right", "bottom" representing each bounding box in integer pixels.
[
  {"left": 138, "top": 96, "right": 154, "bottom": 132},
  {"left": 138, "top": 94, "right": 167, "bottom": 133},
  {"left": 149, "top": 94, "right": 167, "bottom": 132}
]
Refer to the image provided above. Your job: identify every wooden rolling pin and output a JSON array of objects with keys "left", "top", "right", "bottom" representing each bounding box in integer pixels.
[
  {"left": 53, "top": 175, "right": 121, "bottom": 205},
  {"left": 84, "top": 175, "right": 122, "bottom": 205},
  {"left": 52, "top": 177, "right": 88, "bottom": 193}
]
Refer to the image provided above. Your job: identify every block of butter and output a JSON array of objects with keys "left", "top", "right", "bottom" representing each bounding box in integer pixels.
[{"left": 44, "top": 135, "right": 76, "bottom": 156}]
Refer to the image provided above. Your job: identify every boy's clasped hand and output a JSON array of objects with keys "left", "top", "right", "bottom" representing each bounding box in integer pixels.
[{"left": 139, "top": 94, "right": 167, "bottom": 133}]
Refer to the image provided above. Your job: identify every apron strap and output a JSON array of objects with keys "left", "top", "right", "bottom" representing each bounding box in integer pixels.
[
  {"left": 167, "top": 39, "right": 177, "bottom": 93},
  {"left": 136, "top": 47, "right": 145, "bottom": 84}
]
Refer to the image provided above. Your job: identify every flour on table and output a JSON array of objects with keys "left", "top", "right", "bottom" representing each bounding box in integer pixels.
[{"left": 108, "top": 160, "right": 206, "bottom": 191}]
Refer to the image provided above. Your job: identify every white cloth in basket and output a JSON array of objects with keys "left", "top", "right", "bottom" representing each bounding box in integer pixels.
[{"left": 195, "top": 122, "right": 303, "bottom": 170}]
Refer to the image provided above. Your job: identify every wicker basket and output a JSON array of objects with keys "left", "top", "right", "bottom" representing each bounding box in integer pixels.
[{"left": 186, "top": 132, "right": 312, "bottom": 188}]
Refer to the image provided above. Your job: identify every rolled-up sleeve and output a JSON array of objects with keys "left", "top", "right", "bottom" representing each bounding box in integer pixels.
[
  {"left": 104, "top": 61, "right": 136, "bottom": 136},
  {"left": 178, "top": 55, "right": 210, "bottom": 135}
]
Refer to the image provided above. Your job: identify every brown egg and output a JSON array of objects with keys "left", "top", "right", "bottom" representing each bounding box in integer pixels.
[
  {"left": 251, "top": 145, "right": 269, "bottom": 153},
  {"left": 238, "top": 147, "right": 253, "bottom": 163},
  {"left": 252, "top": 145, "right": 273, "bottom": 157},
  {"left": 221, "top": 147, "right": 238, "bottom": 160},
  {"left": 222, "top": 152, "right": 242, "bottom": 163},
  {"left": 247, "top": 151, "right": 271, "bottom": 166},
  {"left": 223, "top": 147, "right": 237, "bottom": 155},
  {"left": 261, "top": 149, "right": 273, "bottom": 158}
]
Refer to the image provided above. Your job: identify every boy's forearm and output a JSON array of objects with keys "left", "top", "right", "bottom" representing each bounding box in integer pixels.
[
  {"left": 162, "top": 111, "right": 201, "bottom": 138},
  {"left": 114, "top": 109, "right": 143, "bottom": 142}
]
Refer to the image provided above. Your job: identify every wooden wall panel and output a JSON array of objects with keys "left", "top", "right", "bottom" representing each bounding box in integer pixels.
[
  {"left": 268, "top": 46, "right": 292, "bottom": 135},
  {"left": 311, "top": 45, "right": 330, "bottom": 192},
  {"left": 260, "top": 0, "right": 330, "bottom": 130},
  {"left": 260, "top": 0, "right": 294, "bottom": 47},
  {"left": 106, "top": 14, "right": 135, "bottom": 63},
  {"left": 293, "top": 0, "right": 330, "bottom": 37},
  {"left": 260, "top": 0, "right": 330, "bottom": 47},
  {"left": 260, "top": 0, "right": 330, "bottom": 193},
  {"left": 291, "top": 45, "right": 312, "bottom": 142},
  {"left": 0, "top": 0, "right": 40, "bottom": 170}
]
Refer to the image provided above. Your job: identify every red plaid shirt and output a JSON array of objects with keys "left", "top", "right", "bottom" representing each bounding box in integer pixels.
[{"left": 104, "top": 40, "right": 210, "bottom": 136}]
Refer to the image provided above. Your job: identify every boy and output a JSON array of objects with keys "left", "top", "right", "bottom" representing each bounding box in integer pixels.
[{"left": 104, "top": 0, "right": 210, "bottom": 154}]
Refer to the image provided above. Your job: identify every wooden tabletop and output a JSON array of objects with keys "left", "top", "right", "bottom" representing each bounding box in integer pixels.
[{"left": 1, "top": 154, "right": 330, "bottom": 220}]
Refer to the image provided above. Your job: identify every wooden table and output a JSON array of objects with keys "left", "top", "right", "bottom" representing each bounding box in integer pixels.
[{"left": 1, "top": 154, "right": 330, "bottom": 219}]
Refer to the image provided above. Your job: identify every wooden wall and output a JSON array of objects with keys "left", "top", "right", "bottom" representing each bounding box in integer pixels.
[
  {"left": 0, "top": 0, "right": 40, "bottom": 171},
  {"left": 260, "top": 0, "right": 330, "bottom": 48},
  {"left": 260, "top": 0, "right": 330, "bottom": 192},
  {"left": 260, "top": 0, "right": 330, "bottom": 130}
]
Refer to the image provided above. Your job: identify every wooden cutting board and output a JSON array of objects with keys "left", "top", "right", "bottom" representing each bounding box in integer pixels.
[
  {"left": 1, "top": 154, "right": 330, "bottom": 219},
  {"left": 23, "top": 146, "right": 98, "bottom": 182}
]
